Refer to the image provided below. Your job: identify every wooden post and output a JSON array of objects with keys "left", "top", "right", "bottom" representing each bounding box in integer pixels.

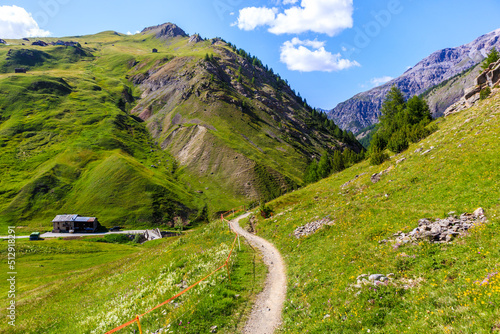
[{"left": 238, "top": 235, "right": 241, "bottom": 251}]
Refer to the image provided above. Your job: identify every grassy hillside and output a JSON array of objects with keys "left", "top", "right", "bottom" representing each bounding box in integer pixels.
[
  {"left": 0, "top": 26, "right": 362, "bottom": 231},
  {"left": 0, "top": 52, "right": 200, "bottom": 232},
  {"left": 247, "top": 90, "right": 500, "bottom": 333},
  {"left": 0, "top": 223, "right": 266, "bottom": 333}
]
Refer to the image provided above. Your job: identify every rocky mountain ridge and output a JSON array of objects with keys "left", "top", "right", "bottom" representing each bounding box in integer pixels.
[{"left": 328, "top": 28, "right": 500, "bottom": 133}]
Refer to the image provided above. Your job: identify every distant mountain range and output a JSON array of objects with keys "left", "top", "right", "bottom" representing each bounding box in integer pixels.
[{"left": 327, "top": 28, "right": 500, "bottom": 133}]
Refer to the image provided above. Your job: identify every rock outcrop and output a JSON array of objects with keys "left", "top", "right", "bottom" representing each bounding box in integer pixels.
[
  {"left": 327, "top": 29, "right": 500, "bottom": 133},
  {"left": 0, "top": 39, "right": 6, "bottom": 44},
  {"left": 188, "top": 34, "right": 202, "bottom": 44},
  {"left": 444, "top": 59, "right": 500, "bottom": 116},
  {"left": 141, "top": 22, "right": 188, "bottom": 39}
]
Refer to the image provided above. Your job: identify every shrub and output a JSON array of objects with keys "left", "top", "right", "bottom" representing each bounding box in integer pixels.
[
  {"left": 480, "top": 87, "right": 491, "bottom": 100},
  {"left": 387, "top": 131, "right": 408, "bottom": 153},
  {"left": 259, "top": 202, "right": 273, "bottom": 218},
  {"left": 370, "top": 150, "right": 389, "bottom": 166}
]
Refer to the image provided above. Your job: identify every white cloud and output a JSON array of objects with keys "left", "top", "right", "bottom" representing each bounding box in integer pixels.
[
  {"left": 235, "top": 0, "right": 353, "bottom": 36},
  {"left": 370, "top": 76, "right": 393, "bottom": 87},
  {"left": 0, "top": 5, "right": 50, "bottom": 38},
  {"left": 233, "top": 7, "right": 278, "bottom": 31},
  {"left": 280, "top": 37, "right": 360, "bottom": 72}
]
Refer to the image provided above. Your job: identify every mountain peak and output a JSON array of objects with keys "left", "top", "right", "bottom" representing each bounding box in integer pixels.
[
  {"left": 141, "top": 22, "right": 188, "bottom": 39},
  {"left": 328, "top": 27, "right": 500, "bottom": 133}
]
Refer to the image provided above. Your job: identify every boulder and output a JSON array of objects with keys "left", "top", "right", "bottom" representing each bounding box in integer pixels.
[
  {"left": 0, "top": 39, "right": 6, "bottom": 44},
  {"left": 473, "top": 207, "right": 485, "bottom": 218}
]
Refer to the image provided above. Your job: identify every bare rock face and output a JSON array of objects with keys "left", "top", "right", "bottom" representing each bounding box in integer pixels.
[
  {"left": 141, "top": 22, "right": 188, "bottom": 39},
  {"left": 444, "top": 58, "right": 500, "bottom": 116},
  {"left": 0, "top": 39, "right": 6, "bottom": 44},
  {"left": 188, "top": 34, "right": 202, "bottom": 44},
  {"left": 328, "top": 29, "right": 500, "bottom": 133}
]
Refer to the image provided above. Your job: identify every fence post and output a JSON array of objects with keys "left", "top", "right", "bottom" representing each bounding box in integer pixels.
[{"left": 136, "top": 315, "right": 143, "bottom": 334}]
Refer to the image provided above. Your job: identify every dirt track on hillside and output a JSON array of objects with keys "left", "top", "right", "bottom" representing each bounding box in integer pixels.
[{"left": 230, "top": 213, "right": 287, "bottom": 334}]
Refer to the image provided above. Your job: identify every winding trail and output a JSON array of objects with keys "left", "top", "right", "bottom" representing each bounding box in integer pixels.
[{"left": 230, "top": 213, "right": 287, "bottom": 334}]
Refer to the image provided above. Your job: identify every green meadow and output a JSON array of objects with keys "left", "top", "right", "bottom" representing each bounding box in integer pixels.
[
  {"left": 0, "top": 222, "right": 266, "bottom": 333},
  {"left": 246, "top": 92, "right": 500, "bottom": 333}
]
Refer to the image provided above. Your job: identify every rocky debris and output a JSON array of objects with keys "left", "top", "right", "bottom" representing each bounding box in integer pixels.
[
  {"left": 141, "top": 22, "right": 188, "bottom": 39},
  {"left": 445, "top": 58, "right": 500, "bottom": 116},
  {"left": 188, "top": 34, "right": 202, "bottom": 44},
  {"left": 210, "top": 325, "right": 218, "bottom": 333},
  {"left": 176, "top": 280, "right": 188, "bottom": 289},
  {"left": 293, "top": 217, "right": 334, "bottom": 238},
  {"left": 396, "top": 157, "right": 406, "bottom": 164},
  {"left": 421, "top": 146, "right": 434, "bottom": 155},
  {"left": 371, "top": 166, "right": 394, "bottom": 184},
  {"left": 389, "top": 208, "right": 487, "bottom": 244},
  {"left": 352, "top": 273, "right": 393, "bottom": 288},
  {"left": 351, "top": 273, "right": 424, "bottom": 291},
  {"left": 32, "top": 40, "right": 48, "bottom": 47},
  {"left": 342, "top": 173, "right": 366, "bottom": 188}
]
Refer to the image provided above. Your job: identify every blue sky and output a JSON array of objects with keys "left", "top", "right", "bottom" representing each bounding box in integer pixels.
[{"left": 1, "top": 0, "right": 500, "bottom": 109}]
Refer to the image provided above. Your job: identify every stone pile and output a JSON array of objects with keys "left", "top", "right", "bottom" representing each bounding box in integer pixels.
[
  {"left": 353, "top": 273, "right": 394, "bottom": 288},
  {"left": 293, "top": 217, "right": 334, "bottom": 238},
  {"left": 351, "top": 273, "right": 425, "bottom": 291},
  {"left": 384, "top": 208, "right": 486, "bottom": 245}
]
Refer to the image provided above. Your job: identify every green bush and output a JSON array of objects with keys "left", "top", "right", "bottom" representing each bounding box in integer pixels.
[
  {"left": 480, "top": 87, "right": 491, "bottom": 100},
  {"left": 259, "top": 202, "right": 273, "bottom": 218},
  {"left": 370, "top": 150, "right": 389, "bottom": 166},
  {"left": 387, "top": 131, "right": 409, "bottom": 153}
]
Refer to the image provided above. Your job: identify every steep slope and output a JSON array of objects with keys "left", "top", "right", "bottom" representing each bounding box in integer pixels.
[
  {"left": 0, "top": 59, "right": 199, "bottom": 230},
  {"left": 328, "top": 28, "right": 500, "bottom": 133},
  {"left": 0, "top": 23, "right": 361, "bottom": 231},
  {"left": 128, "top": 23, "right": 362, "bottom": 208},
  {"left": 249, "top": 90, "right": 500, "bottom": 332},
  {"left": 421, "top": 64, "right": 482, "bottom": 117}
]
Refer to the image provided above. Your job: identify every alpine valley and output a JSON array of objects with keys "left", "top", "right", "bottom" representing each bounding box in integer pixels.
[{"left": 1, "top": 20, "right": 500, "bottom": 334}]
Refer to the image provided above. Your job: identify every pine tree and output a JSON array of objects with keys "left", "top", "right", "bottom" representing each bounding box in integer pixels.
[
  {"left": 481, "top": 48, "right": 500, "bottom": 70},
  {"left": 317, "top": 154, "right": 332, "bottom": 179},
  {"left": 380, "top": 86, "right": 406, "bottom": 121},
  {"left": 331, "top": 151, "right": 345, "bottom": 173},
  {"left": 304, "top": 161, "right": 319, "bottom": 184}
]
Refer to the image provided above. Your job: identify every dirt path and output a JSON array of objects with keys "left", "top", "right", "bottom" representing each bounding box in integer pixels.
[{"left": 230, "top": 213, "right": 287, "bottom": 334}]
